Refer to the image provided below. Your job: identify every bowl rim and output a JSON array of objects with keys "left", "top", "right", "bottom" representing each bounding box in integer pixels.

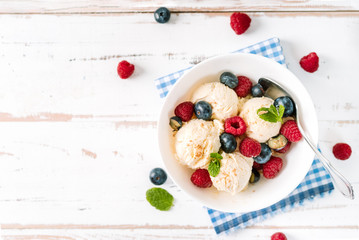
[{"left": 157, "top": 52, "right": 318, "bottom": 212}]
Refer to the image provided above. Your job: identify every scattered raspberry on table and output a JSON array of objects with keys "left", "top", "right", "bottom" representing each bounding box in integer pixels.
[
  {"left": 333, "top": 143, "right": 352, "bottom": 160},
  {"left": 300, "top": 52, "right": 319, "bottom": 73},
  {"left": 230, "top": 12, "right": 251, "bottom": 35},
  {"left": 117, "top": 60, "right": 135, "bottom": 79},
  {"left": 271, "top": 232, "right": 287, "bottom": 240}
]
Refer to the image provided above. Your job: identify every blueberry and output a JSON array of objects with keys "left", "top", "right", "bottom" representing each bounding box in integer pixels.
[
  {"left": 254, "top": 143, "right": 272, "bottom": 164},
  {"left": 169, "top": 116, "right": 182, "bottom": 131},
  {"left": 220, "top": 133, "right": 237, "bottom": 153},
  {"left": 149, "top": 168, "right": 167, "bottom": 185},
  {"left": 274, "top": 96, "right": 295, "bottom": 117},
  {"left": 251, "top": 83, "right": 265, "bottom": 97},
  {"left": 220, "top": 72, "right": 238, "bottom": 89},
  {"left": 249, "top": 169, "right": 260, "bottom": 184},
  {"left": 194, "top": 101, "right": 212, "bottom": 120},
  {"left": 154, "top": 7, "right": 171, "bottom": 24}
]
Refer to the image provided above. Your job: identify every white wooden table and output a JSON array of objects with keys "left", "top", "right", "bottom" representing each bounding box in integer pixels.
[{"left": 0, "top": 1, "right": 358, "bottom": 239}]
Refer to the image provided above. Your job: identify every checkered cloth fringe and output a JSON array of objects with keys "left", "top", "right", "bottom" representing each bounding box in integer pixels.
[{"left": 154, "top": 37, "right": 334, "bottom": 234}]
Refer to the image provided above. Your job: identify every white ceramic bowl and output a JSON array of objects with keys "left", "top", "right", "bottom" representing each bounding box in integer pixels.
[{"left": 158, "top": 53, "right": 318, "bottom": 212}]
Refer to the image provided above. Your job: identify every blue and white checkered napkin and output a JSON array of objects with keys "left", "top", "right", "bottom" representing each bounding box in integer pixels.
[{"left": 154, "top": 37, "right": 334, "bottom": 234}]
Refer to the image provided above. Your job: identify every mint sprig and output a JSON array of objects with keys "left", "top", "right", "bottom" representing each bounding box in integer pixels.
[
  {"left": 146, "top": 187, "right": 174, "bottom": 211},
  {"left": 257, "top": 104, "right": 285, "bottom": 123},
  {"left": 208, "top": 153, "right": 223, "bottom": 177}
]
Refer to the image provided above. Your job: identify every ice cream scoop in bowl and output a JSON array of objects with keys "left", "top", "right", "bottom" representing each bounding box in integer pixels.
[
  {"left": 258, "top": 77, "right": 354, "bottom": 199},
  {"left": 158, "top": 53, "right": 331, "bottom": 212}
]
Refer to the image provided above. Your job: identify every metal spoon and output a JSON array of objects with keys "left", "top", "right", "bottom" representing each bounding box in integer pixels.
[{"left": 258, "top": 77, "right": 354, "bottom": 200}]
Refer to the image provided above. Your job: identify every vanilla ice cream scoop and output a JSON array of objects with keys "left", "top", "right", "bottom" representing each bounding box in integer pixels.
[
  {"left": 174, "top": 119, "right": 223, "bottom": 169},
  {"left": 191, "top": 82, "right": 238, "bottom": 121},
  {"left": 240, "top": 97, "right": 281, "bottom": 143},
  {"left": 211, "top": 152, "right": 253, "bottom": 195}
]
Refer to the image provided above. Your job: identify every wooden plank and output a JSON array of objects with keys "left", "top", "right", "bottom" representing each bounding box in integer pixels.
[
  {"left": 0, "top": 121, "right": 357, "bottom": 226},
  {"left": 0, "top": 0, "right": 358, "bottom": 14},
  {"left": 0, "top": 13, "right": 358, "bottom": 121},
  {"left": 1, "top": 228, "right": 359, "bottom": 240}
]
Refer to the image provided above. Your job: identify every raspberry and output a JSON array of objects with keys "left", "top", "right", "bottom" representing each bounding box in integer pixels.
[
  {"left": 263, "top": 156, "right": 283, "bottom": 179},
  {"left": 276, "top": 142, "right": 292, "bottom": 154},
  {"left": 224, "top": 116, "right": 247, "bottom": 136},
  {"left": 117, "top": 60, "right": 135, "bottom": 79},
  {"left": 230, "top": 12, "right": 251, "bottom": 35},
  {"left": 234, "top": 76, "right": 252, "bottom": 97},
  {"left": 300, "top": 52, "right": 319, "bottom": 73},
  {"left": 252, "top": 161, "right": 263, "bottom": 170},
  {"left": 333, "top": 143, "right": 352, "bottom": 160},
  {"left": 239, "top": 137, "right": 261, "bottom": 157},
  {"left": 191, "top": 169, "right": 212, "bottom": 188},
  {"left": 280, "top": 120, "right": 302, "bottom": 142},
  {"left": 174, "top": 101, "right": 194, "bottom": 122},
  {"left": 271, "top": 232, "right": 287, "bottom": 240}
]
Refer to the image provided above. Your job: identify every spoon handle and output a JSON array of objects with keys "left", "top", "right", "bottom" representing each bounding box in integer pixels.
[{"left": 298, "top": 123, "right": 355, "bottom": 199}]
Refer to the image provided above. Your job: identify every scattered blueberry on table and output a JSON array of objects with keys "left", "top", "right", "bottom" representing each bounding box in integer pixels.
[
  {"left": 149, "top": 168, "right": 167, "bottom": 185},
  {"left": 154, "top": 7, "right": 171, "bottom": 23}
]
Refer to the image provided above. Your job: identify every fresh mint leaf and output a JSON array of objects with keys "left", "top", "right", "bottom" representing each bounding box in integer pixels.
[
  {"left": 146, "top": 187, "right": 174, "bottom": 211},
  {"left": 258, "top": 112, "right": 278, "bottom": 123},
  {"left": 257, "top": 104, "right": 285, "bottom": 123},
  {"left": 208, "top": 159, "right": 221, "bottom": 177},
  {"left": 210, "top": 152, "right": 223, "bottom": 160},
  {"left": 278, "top": 105, "right": 285, "bottom": 120},
  {"left": 268, "top": 104, "right": 278, "bottom": 116},
  {"left": 257, "top": 107, "right": 277, "bottom": 122}
]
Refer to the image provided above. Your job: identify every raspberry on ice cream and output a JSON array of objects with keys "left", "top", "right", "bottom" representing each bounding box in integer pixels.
[
  {"left": 117, "top": 60, "right": 135, "bottom": 79},
  {"left": 234, "top": 76, "right": 252, "bottom": 98},
  {"left": 224, "top": 116, "right": 246, "bottom": 136},
  {"left": 239, "top": 137, "right": 261, "bottom": 157},
  {"left": 252, "top": 161, "right": 263, "bottom": 170},
  {"left": 300, "top": 52, "right": 319, "bottom": 73},
  {"left": 263, "top": 156, "right": 283, "bottom": 179},
  {"left": 333, "top": 143, "right": 352, "bottom": 160},
  {"left": 191, "top": 169, "right": 212, "bottom": 188},
  {"left": 230, "top": 12, "right": 251, "bottom": 35},
  {"left": 280, "top": 120, "right": 302, "bottom": 142},
  {"left": 174, "top": 101, "right": 194, "bottom": 122}
]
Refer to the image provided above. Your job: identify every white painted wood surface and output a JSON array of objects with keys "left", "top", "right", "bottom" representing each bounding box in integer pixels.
[
  {"left": 0, "top": 3, "right": 358, "bottom": 240},
  {"left": 0, "top": 0, "right": 359, "bottom": 13}
]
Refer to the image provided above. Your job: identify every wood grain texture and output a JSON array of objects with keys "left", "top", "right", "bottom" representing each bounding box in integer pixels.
[
  {"left": 0, "top": 8, "right": 358, "bottom": 240},
  {"left": 0, "top": 0, "right": 358, "bottom": 14},
  {"left": 1, "top": 228, "right": 359, "bottom": 240}
]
